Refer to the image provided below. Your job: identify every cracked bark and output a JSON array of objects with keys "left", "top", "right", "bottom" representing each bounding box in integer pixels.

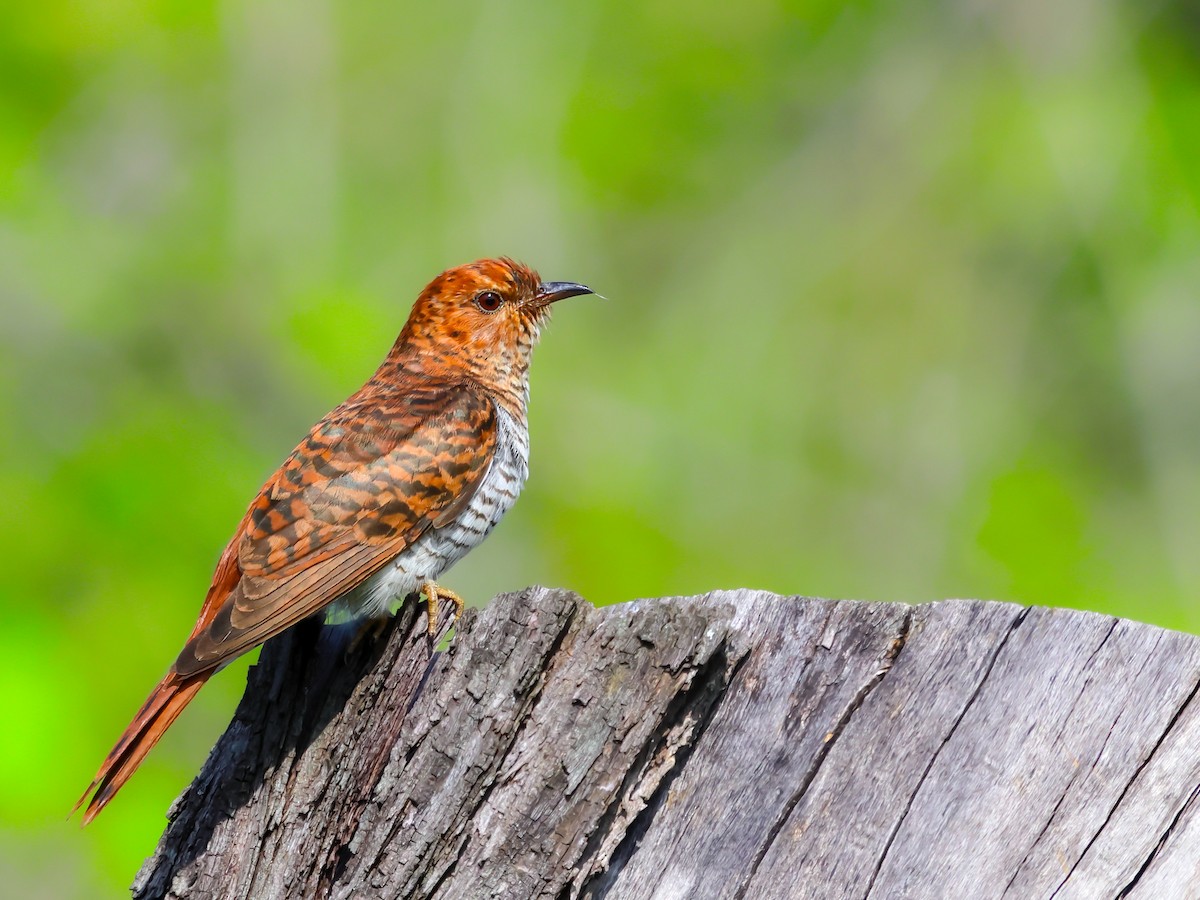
[{"left": 133, "top": 589, "right": 1200, "bottom": 899}]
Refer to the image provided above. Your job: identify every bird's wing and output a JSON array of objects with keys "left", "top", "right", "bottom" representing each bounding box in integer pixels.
[{"left": 173, "top": 380, "right": 497, "bottom": 676}]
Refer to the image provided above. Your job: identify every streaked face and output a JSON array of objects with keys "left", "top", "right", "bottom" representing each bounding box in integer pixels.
[{"left": 403, "top": 258, "right": 592, "bottom": 380}]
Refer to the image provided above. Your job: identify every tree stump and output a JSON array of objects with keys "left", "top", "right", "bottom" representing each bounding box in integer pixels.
[{"left": 133, "top": 588, "right": 1200, "bottom": 899}]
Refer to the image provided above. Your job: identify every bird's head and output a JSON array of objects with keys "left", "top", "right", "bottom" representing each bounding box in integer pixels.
[{"left": 393, "top": 258, "right": 593, "bottom": 412}]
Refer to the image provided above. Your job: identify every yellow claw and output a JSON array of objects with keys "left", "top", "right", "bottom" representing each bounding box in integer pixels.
[{"left": 422, "top": 581, "right": 466, "bottom": 636}]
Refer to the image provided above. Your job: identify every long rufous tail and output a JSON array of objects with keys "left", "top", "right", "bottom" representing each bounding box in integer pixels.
[{"left": 74, "top": 675, "right": 207, "bottom": 824}]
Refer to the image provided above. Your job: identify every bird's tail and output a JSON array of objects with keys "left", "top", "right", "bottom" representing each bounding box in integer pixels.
[{"left": 74, "top": 674, "right": 206, "bottom": 824}]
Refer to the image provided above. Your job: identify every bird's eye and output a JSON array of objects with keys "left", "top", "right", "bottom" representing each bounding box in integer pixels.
[{"left": 474, "top": 290, "right": 504, "bottom": 313}]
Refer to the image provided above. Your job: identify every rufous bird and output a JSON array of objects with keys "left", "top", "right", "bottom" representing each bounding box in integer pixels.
[{"left": 75, "top": 257, "right": 593, "bottom": 824}]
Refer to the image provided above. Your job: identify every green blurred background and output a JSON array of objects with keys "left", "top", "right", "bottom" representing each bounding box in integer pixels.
[{"left": 3, "top": 0, "right": 1199, "bottom": 894}]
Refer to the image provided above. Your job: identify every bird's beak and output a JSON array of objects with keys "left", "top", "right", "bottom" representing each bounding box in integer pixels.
[{"left": 535, "top": 281, "right": 594, "bottom": 305}]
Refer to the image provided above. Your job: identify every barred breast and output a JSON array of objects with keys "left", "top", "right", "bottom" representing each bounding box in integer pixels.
[{"left": 342, "top": 402, "right": 530, "bottom": 619}]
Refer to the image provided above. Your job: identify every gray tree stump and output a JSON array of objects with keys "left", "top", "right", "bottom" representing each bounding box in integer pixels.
[{"left": 133, "top": 588, "right": 1200, "bottom": 899}]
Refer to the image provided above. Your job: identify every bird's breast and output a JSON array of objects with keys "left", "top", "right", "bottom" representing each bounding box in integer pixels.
[
  {"left": 429, "top": 402, "right": 530, "bottom": 559},
  {"left": 347, "top": 403, "right": 530, "bottom": 618}
]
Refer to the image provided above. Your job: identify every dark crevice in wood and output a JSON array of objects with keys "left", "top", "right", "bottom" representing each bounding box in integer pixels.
[
  {"left": 1013, "top": 708, "right": 1124, "bottom": 898},
  {"left": 732, "top": 607, "right": 915, "bottom": 900},
  {"left": 1078, "top": 617, "right": 1121, "bottom": 674},
  {"left": 134, "top": 600, "right": 438, "bottom": 900},
  {"left": 577, "top": 641, "right": 744, "bottom": 898},
  {"left": 382, "top": 590, "right": 583, "bottom": 896},
  {"left": 1084, "top": 669, "right": 1200, "bottom": 899},
  {"left": 422, "top": 842, "right": 461, "bottom": 899},
  {"left": 132, "top": 592, "right": 1200, "bottom": 899},
  {"left": 1116, "top": 781, "right": 1200, "bottom": 898},
  {"left": 316, "top": 609, "right": 455, "bottom": 898},
  {"left": 330, "top": 845, "right": 354, "bottom": 886},
  {"left": 318, "top": 660, "right": 440, "bottom": 895},
  {"left": 863, "top": 605, "right": 1031, "bottom": 900},
  {"left": 1051, "top": 617, "right": 1121, "bottom": 737},
  {"left": 1002, "top": 616, "right": 1121, "bottom": 898},
  {"left": 137, "top": 614, "right": 340, "bottom": 897},
  {"left": 1053, "top": 661, "right": 1200, "bottom": 898}
]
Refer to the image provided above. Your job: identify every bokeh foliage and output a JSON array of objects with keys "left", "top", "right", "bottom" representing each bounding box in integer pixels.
[{"left": 3, "top": 0, "right": 1199, "bottom": 894}]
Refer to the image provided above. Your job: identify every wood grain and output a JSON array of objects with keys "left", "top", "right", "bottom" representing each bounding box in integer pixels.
[{"left": 133, "top": 589, "right": 1200, "bottom": 899}]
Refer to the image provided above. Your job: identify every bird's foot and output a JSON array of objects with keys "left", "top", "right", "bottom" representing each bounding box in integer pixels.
[{"left": 422, "top": 581, "right": 466, "bottom": 637}]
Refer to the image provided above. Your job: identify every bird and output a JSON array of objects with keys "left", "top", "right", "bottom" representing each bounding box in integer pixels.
[{"left": 74, "top": 257, "right": 593, "bottom": 824}]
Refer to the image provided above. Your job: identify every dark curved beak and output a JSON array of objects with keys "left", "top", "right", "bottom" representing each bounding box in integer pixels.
[{"left": 535, "top": 281, "right": 594, "bottom": 305}]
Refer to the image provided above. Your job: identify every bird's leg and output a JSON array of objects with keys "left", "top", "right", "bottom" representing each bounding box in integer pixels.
[{"left": 422, "top": 581, "right": 466, "bottom": 637}]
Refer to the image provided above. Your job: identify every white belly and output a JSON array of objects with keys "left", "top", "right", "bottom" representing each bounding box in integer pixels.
[{"left": 337, "top": 403, "right": 529, "bottom": 620}]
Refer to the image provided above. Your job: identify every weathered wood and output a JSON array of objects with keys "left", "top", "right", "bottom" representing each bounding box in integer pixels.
[{"left": 134, "top": 589, "right": 1200, "bottom": 899}]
